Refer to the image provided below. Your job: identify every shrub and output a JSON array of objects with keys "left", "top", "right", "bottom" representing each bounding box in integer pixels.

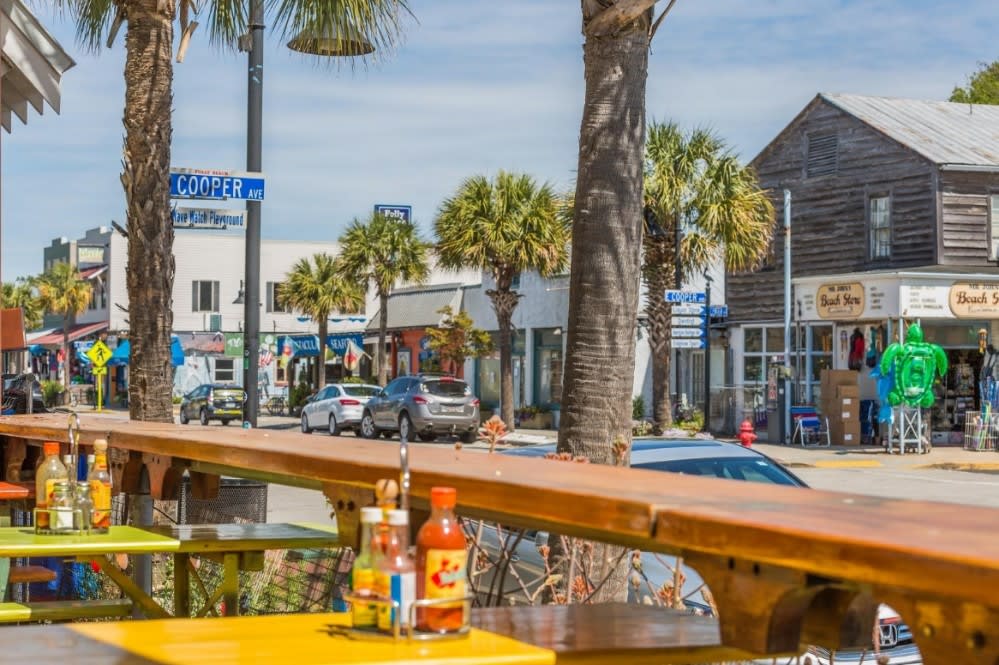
[
  {"left": 40, "top": 380, "right": 64, "bottom": 407},
  {"left": 676, "top": 409, "right": 704, "bottom": 433},
  {"left": 172, "top": 395, "right": 183, "bottom": 405},
  {"left": 632, "top": 395, "right": 645, "bottom": 420}
]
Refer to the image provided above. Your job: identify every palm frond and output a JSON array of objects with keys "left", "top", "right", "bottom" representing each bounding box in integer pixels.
[
  {"left": 337, "top": 213, "right": 430, "bottom": 296},
  {"left": 55, "top": 0, "right": 117, "bottom": 53},
  {"left": 281, "top": 252, "right": 364, "bottom": 319}
]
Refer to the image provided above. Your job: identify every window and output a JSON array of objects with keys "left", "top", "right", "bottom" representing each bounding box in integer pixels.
[
  {"left": 990, "top": 195, "right": 999, "bottom": 260},
  {"left": 214, "top": 358, "right": 235, "bottom": 382},
  {"left": 806, "top": 133, "right": 838, "bottom": 178},
  {"left": 267, "top": 282, "right": 289, "bottom": 313},
  {"left": 869, "top": 196, "right": 891, "bottom": 259},
  {"left": 192, "top": 280, "right": 220, "bottom": 312},
  {"left": 511, "top": 273, "right": 521, "bottom": 290}
]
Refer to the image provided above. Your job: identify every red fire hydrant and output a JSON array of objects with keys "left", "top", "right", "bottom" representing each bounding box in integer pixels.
[{"left": 737, "top": 419, "right": 757, "bottom": 448}]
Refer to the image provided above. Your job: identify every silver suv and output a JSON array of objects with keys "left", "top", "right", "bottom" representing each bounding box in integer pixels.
[{"left": 359, "top": 374, "right": 479, "bottom": 443}]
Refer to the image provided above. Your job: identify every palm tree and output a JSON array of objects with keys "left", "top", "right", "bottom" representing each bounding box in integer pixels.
[
  {"left": 61, "top": 1, "right": 409, "bottom": 421},
  {"left": 281, "top": 253, "right": 365, "bottom": 390},
  {"left": 338, "top": 213, "right": 430, "bottom": 386},
  {"left": 643, "top": 122, "right": 775, "bottom": 428},
  {"left": 2, "top": 278, "right": 44, "bottom": 330},
  {"left": 35, "top": 263, "right": 93, "bottom": 389},
  {"left": 434, "top": 171, "right": 569, "bottom": 429}
]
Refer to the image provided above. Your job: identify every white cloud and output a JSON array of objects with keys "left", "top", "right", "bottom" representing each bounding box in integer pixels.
[{"left": 3, "top": 1, "right": 999, "bottom": 279}]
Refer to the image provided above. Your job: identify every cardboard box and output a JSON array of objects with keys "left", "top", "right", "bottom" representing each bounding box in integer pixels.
[
  {"left": 829, "top": 421, "right": 862, "bottom": 445},
  {"left": 837, "top": 384, "right": 860, "bottom": 399}
]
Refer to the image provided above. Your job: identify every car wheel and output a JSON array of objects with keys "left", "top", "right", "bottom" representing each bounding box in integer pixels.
[
  {"left": 328, "top": 414, "right": 341, "bottom": 436},
  {"left": 360, "top": 412, "right": 379, "bottom": 439},
  {"left": 301, "top": 413, "right": 312, "bottom": 434},
  {"left": 221, "top": 419, "right": 230, "bottom": 426},
  {"left": 179, "top": 409, "right": 189, "bottom": 425},
  {"left": 460, "top": 430, "right": 479, "bottom": 444},
  {"left": 199, "top": 408, "right": 209, "bottom": 426},
  {"left": 418, "top": 433, "right": 437, "bottom": 442},
  {"left": 398, "top": 413, "right": 414, "bottom": 442}
]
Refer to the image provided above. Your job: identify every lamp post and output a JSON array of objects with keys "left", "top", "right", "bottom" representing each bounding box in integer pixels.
[{"left": 240, "top": 9, "right": 373, "bottom": 426}]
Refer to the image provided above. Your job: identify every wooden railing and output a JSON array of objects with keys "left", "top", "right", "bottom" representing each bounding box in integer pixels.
[{"left": 0, "top": 412, "right": 997, "bottom": 664}]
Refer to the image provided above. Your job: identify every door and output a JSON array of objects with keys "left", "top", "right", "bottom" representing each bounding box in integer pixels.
[
  {"left": 305, "top": 387, "right": 331, "bottom": 428},
  {"left": 373, "top": 379, "right": 403, "bottom": 427}
]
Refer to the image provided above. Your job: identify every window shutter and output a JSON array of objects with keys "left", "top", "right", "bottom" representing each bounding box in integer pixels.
[
  {"left": 192, "top": 282, "right": 199, "bottom": 312},
  {"left": 266, "top": 282, "right": 273, "bottom": 313},
  {"left": 806, "top": 133, "right": 838, "bottom": 178},
  {"left": 213, "top": 282, "right": 220, "bottom": 312}
]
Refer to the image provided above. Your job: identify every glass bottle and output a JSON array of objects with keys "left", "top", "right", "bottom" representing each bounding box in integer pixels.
[
  {"left": 351, "top": 506, "right": 383, "bottom": 629},
  {"left": 416, "top": 487, "right": 468, "bottom": 633},
  {"left": 49, "top": 480, "right": 75, "bottom": 532},
  {"left": 88, "top": 439, "right": 112, "bottom": 533},
  {"left": 74, "top": 483, "right": 93, "bottom": 532},
  {"left": 375, "top": 509, "right": 415, "bottom": 633},
  {"left": 35, "top": 442, "right": 68, "bottom": 531}
]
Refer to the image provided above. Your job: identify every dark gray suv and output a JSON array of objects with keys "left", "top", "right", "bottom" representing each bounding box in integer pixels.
[{"left": 359, "top": 374, "right": 479, "bottom": 443}]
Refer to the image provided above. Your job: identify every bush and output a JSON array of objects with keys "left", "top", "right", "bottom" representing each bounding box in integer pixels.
[
  {"left": 676, "top": 409, "right": 704, "bottom": 433},
  {"left": 172, "top": 395, "right": 183, "bottom": 405},
  {"left": 288, "top": 382, "right": 313, "bottom": 409},
  {"left": 632, "top": 395, "right": 645, "bottom": 420},
  {"left": 341, "top": 376, "right": 367, "bottom": 384},
  {"left": 40, "top": 380, "right": 64, "bottom": 407}
]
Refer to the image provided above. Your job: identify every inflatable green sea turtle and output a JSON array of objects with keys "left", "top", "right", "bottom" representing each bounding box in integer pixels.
[{"left": 878, "top": 323, "right": 947, "bottom": 408}]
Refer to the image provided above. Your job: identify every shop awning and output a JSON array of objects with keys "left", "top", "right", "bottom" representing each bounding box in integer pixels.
[
  {"left": 28, "top": 321, "right": 107, "bottom": 347},
  {"left": 85, "top": 337, "right": 185, "bottom": 367},
  {"left": 277, "top": 334, "right": 320, "bottom": 358},
  {"left": 0, "top": 308, "right": 26, "bottom": 351},
  {"left": 326, "top": 333, "right": 363, "bottom": 355}
]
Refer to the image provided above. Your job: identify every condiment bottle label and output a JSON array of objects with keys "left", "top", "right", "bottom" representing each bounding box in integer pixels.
[
  {"left": 350, "top": 569, "right": 377, "bottom": 628},
  {"left": 376, "top": 571, "right": 415, "bottom": 632},
  {"left": 89, "top": 480, "right": 112, "bottom": 528},
  {"left": 423, "top": 549, "right": 467, "bottom": 605}
]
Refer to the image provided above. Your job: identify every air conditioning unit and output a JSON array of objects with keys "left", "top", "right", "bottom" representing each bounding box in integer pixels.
[{"left": 208, "top": 313, "right": 222, "bottom": 332}]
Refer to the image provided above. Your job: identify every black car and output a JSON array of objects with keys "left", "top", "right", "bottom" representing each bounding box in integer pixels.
[{"left": 179, "top": 384, "right": 246, "bottom": 426}]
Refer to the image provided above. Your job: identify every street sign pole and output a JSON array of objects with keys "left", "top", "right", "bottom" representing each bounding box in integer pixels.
[
  {"left": 703, "top": 275, "right": 712, "bottom": 432},
  {"left": 243, "top": 0, "right": 264, "bottom": 428}
]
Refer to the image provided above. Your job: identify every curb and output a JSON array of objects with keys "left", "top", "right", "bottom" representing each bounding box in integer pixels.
[
  {"left": 811, "top": 460, "right": 883, "bottom": 469},
  {"left": 914, "top": 462, "right": 999, "bottom": 472}
]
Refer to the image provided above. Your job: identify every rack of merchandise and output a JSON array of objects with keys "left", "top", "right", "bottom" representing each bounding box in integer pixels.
[{"left": 963, "top": 409, "right": 999, "bottom": 451}]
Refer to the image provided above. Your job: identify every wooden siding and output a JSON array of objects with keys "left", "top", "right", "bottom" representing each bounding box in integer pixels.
[
  {"left": 939, "top": 170, "right": 999, "bottom": 265},
  {"left": 728, "top": 100, "right": 936, "bottom": 323}
]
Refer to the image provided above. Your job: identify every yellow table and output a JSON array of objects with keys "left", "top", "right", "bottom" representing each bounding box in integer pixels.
[
  {"left": 61, "top": 612, "right": 555, "bottom": 664},
  {"left": 0, "top": 525, "right": 180, "bottom": 558}
]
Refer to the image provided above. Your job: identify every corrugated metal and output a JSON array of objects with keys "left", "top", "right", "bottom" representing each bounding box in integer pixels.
[
  {"left": 823, "top": 93, "right": 999, "bottom": 167},
  {"left": 366, "top": 284, "right": 463, "bottom": 331}
]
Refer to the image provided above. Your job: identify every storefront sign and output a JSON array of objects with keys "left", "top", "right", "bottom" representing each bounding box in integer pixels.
[
  {"left": 815, "top": 282, "right": 865, "bottom": 319},
  {"left": 949, "top": 282, "right": 999, "bottom": 318},
  {"left": 900, "top": 285, "right": 951, "bottom": 318}
]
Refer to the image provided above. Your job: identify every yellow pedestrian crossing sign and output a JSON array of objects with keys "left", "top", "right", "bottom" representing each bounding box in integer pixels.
[{"left": 86, "top": 340, "right": 112, "bottom": 367}]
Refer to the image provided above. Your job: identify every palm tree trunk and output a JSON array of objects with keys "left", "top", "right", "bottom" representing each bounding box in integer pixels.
[
  {"left": 377, "top": 291, "right": 389, "bottom": 387},
  {"left": 61, "top": 321, "right": 70, "bottom": 390},
  {"left": 559, "top": 21, "right": 649, "bottom": 466},
  {"left": 317, "top": 318, "right": 328, "bottom": 389},
  {"left": 488, "top": 289, "right": 518, "bottom": 430},
  {"left": 123, "top": 0, "right": 176, "bottom": 422},
  {"left": 643, "top": 236, "right": 675, "bottom": 428}
]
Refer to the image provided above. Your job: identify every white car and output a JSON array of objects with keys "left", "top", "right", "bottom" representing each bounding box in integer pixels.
[{"left": 300, "top": 383, "right": 381, "bottom": 436}]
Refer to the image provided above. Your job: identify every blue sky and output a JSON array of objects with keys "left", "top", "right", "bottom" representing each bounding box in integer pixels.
[{"left": 3, "top": 0, "right": 996, "bottom": 280}]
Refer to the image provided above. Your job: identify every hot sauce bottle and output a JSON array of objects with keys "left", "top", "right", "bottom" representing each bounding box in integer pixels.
[{"left": 416, "top": 486, "right": 468, "bottom": 633}]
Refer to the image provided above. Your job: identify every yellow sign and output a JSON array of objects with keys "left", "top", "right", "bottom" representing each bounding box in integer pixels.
[
  {"left": 92, "top": 366, "right": 107, "bottom": 376},
  {"left": 86, "top": 340, "right": 112, "bottom": 367},
  {"left": 949, "top": 282, "right": 999, "bottom": 318},
  {"left": 815, "top": 282, "right": 865, "bottom": 320}
]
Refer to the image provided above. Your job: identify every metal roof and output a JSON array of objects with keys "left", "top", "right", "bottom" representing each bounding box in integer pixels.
[
  {"left": 365, "top": 283, "right": 464, "bottom": 331},
  {"left": 822, "top": 93, "right": 999, "bottom": 168}
]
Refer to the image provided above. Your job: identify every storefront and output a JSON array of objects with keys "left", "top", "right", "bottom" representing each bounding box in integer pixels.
[
  {"left": 474, "top": 331, "right": 525, "bottom": 411},
  {"left": 789, "top": 271, "right": 999, "bottom": 438}
]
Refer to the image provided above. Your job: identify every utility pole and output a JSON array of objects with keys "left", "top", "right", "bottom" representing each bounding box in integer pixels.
[
  {"left": 702, "top": 272, "right": 712, "bottom": 432},
  {"left": 783, "top": 189, "right": 792, "bottom": 444}
]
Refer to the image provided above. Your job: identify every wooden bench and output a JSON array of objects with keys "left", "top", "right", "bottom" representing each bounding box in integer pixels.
[{"left": 0, "top": 598, "right": 133, "bottom": 623}]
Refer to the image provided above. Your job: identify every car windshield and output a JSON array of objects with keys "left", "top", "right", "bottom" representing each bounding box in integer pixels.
[
  {"left": 637, "top": 457, "right": 802, "bottom": 486},
  {"left": 421, "top": 380, "right": 470, "bottom": 397},
  {"left": 343, "top": 386, "right": 380, "bottom": 397}
]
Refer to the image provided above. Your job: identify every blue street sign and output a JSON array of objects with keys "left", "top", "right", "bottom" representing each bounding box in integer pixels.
[
  {"left": 665, "top": 290, "right": 706, "bottom": 304},
  {"left": 672, "top": 328, "right": 706, "bottom": 339},
  {"left": 374, "top": 204, "right": 412, "bottom": 223},
  {"left": 709, "top": 305, "right": 729, "bottom": 318},
  {"left": 170, "top": 168, "right": 265, "bottom": 200},
  {"left": 671, "top": 338, "right": 705, "bottom": 349}
]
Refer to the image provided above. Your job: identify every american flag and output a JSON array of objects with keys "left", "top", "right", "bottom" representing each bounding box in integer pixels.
[{"left": 259, "top": 349, "right": 274, "bottom": 367}]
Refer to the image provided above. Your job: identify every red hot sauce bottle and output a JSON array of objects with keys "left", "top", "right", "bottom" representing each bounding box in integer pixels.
[{"left": 415, "top": 486, "right": 468, "bottom": 633}]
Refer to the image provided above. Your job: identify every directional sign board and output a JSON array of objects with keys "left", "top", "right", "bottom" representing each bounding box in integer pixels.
[
  {"left": 172, "top": 207, "right": 246, "bottom": 230},
  {"left": 672, "top": 304, "right": 705, "bottom": 316},
  {"left": 374, "top": 204, "right": 412, "bottom": 224},
  {"left": 86, "top": 340, "right": 112, "bottom": 367},
  {"left": 709, "top": 305, "right": 729, "bottom": 318},
  {"left": 665, "top": 290, "right": 706, "bottom": 304},
  {"left": 170, "top": 168, "right": 265, "bottom": 201},
  {"left": 671, "top": 316, "right": 704, "bottom": 327},
  {"left": 673, "top": 328, "right": 706, "bottom": 338},
  {"left": 671, "top": 338, "right": 705, "bottom": 349}
]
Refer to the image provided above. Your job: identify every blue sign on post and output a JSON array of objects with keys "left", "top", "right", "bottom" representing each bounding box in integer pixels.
[
  {"left": 664, "top": 290, "right": 706, "bottom": 304},
  {"left": 170, "top": 168, "right": 265, "bottom": 200},
  {"left": 374, "top": 204, "right": 412, "bottom": 223},
  {"left": 709, "top": 305, "right": 729, "bottom": 318}
]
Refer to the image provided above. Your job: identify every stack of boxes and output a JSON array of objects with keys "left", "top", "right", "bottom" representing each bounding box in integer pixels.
[{"left": 820, "top": 369, "right": 861, "bottom": 445}]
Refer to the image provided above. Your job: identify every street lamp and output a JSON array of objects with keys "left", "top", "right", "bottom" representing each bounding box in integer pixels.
[{"left": 240, "top": 6, "right": 373, "bottom": 426}]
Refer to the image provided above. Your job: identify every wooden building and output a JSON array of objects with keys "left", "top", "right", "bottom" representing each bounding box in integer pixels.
[{"left": 727, "top": 94, "right": 999, "bottom": 441}]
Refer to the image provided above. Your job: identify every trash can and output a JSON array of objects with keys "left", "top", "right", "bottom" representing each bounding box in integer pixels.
[{"left": 177, "top": 476, "right": 268, "bottom": 524}]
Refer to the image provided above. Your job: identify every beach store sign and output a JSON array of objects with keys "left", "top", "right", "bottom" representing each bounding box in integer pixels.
[
  {"left": 949, "top": 282, "right": 999, "bottom": 318},
  {"left": 815, "top": 282, "right": 865, "bottom": 320}
]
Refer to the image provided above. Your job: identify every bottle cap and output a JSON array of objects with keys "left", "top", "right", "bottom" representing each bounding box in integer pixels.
[
  {"left": 430, "top": 486, "right": 457, "bottom": 509},
  {"left": 93, "top": 439, "right": 108, "bottom": 452},
  {"left": 43, "top": 442, "right": 60, "bottom": 456},
  {"left": 386, "top": 509, "right": 409, "bottom": 526},
  {"left": 360, "top": 506, "right": 383, "bottom": 524}
]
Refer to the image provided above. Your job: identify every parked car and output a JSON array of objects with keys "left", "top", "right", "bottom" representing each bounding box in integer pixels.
[
  {"left": 300, "top": 383, "right": 381, "bottom": 435},
  {"left": 359, "top": 374, "right": 479, "bottom": 443},
  {"left": 178, "top": 384, "right": 246, "bottom": 426},
  {"left": 473, "top": 439, "right": 921, "bottom": 665},
  {"left": 2, "top": 373, "right": 47, "bottom": 414}
]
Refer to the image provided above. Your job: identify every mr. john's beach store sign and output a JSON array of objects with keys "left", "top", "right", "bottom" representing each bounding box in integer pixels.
[
  {"left": 949, "top": 282, "right": 999, "bottom": 318},
  {"left": 796, "top": 276, "right": 999, "bottom": 321},
  {"left": 815, "top": 282, "right": 865, "bottom": 319}
]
